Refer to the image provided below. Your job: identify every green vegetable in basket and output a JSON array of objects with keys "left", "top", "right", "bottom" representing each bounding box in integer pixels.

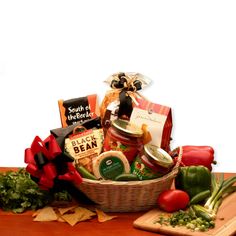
[
  {"left": 76, "top": 165, "right": 97, "bottom": 180},
  {"left": 115, "top": 173, "right": 139, "bottom": 181},
  {"left": 175, "top": 166, "right": 211, "bottom": 198}
]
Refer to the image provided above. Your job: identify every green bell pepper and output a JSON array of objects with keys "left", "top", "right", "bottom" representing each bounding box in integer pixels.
[{"left": 175, "top": 165, "right": 211, "bottom": 198}]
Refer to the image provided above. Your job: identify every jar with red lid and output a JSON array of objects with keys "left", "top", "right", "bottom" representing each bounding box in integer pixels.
[{"left": 103, "top": 119, "right": 144, "bottom": 163}]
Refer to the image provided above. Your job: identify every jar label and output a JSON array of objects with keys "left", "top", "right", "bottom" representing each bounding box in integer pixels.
[
  {"left": 103, "top": 140, "right": 139, "bottom": 163},
  {"left": 99, "top": 156, "right": 125, "bottom": 180},
  {"left": 131, "top": 155, "right": 162, "bottom": 180}
]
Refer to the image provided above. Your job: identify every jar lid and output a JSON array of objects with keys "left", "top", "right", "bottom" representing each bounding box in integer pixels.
[
  {"left": 112, "top": 119, "right": 143, "bottom": 137},
  {"left": 144, "top": 144, "right": 173, "bottom": 168}
]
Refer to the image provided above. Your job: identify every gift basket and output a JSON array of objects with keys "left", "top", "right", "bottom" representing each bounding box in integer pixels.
[
  {"left": 78, "top": 149, "right": 182, "bottom": 212},
  {"left": 24, "top": 72, "right": 181, "bottom": 212}
]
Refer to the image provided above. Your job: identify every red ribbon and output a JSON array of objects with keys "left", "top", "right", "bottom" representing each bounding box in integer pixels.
[{"left": 25, "top": 135, "right": 82, "bottom": 190}]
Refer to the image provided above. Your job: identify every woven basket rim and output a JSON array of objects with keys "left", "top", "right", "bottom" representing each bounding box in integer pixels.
[{"left": 81, "top": 147, "right": 183, "bottom": 186}]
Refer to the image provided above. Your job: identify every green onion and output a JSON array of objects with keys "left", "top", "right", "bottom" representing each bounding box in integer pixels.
[
  {"left": 204, "top": 173, "right": 224, "bottom": 210},
  {"left": 155, "top": 208, "right": 215, "bottom": 232},
  {"left": 204, "top": 174, "right": 236, "bottom": 213},
  {"left": 192, "top": 204, "right": 215, "bottom": 221}
]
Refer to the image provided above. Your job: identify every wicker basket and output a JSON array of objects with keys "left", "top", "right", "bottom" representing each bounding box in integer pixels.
[{"left": 78, "top": 147, "right": 182, "bottom": 212}]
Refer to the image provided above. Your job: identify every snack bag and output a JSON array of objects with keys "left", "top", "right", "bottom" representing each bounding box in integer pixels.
[
  {"left": 130, "top": 98, "right": 172, "bottom": 152},
  {"left": 58, "top": 94, "right": 100, "bottom": 127},
  {"left": 50, "top": 117, "right": 103, "bottom": 173},
  {"left": 50, "top": 117, "right": 102, "bottom": 149},
  {"left": 65, "top": 127, "right": 104, "bottom": 173},
  {"left": 100, "top": 72, "right": 151, "bottom": 130}
]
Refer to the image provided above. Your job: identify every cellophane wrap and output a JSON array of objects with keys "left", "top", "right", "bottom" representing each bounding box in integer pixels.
[{"left": 100, "top": 72, "right": 151, "bottom": 129}]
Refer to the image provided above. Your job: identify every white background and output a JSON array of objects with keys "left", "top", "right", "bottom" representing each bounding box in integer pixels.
[{"left": 0, "top": 0, "right": 236, "bottom": 172}]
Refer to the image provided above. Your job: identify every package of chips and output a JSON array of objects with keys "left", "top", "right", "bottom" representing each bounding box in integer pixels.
[
  {"left": 65, "top": 127, "right": 104, "bottom": 173},
  {"left": 58, "top": 94, "right": 100, "bottom": 127},
  {"left": 50, "top": 117, "right": 102, "bottom": 149}
]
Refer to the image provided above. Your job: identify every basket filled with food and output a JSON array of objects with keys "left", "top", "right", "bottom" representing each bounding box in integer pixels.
[
  {"left": 24, "top": 72, "right": 182, "bottom": 212},
  {"left": 77, "top": 133, "right": 183, "bottom": 212}
]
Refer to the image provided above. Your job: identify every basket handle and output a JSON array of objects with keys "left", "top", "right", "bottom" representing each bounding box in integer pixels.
[
  {"left": 174, "top": 146, "right": 183, "bottom": 168},
  {"left": 171, "top": 146, "right": 183, "bottom": 175}
]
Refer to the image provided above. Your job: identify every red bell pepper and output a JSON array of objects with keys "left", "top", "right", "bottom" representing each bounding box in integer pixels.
[{"left": 171, "top": 145, "right": 216, "bottom": 171}]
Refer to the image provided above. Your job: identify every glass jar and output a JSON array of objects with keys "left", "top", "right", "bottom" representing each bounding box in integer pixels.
[
  {"left": 144, "top": 144, "right": 174, "bottom": 170},
  {"left": 103, "top": 119, "right": 144, "bottom": 162},
  {"left": 131, "top": 144, "right": 174, "bottom": 180}
]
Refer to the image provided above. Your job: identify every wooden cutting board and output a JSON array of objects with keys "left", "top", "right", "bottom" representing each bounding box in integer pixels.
[{"left": 133, "top": 192, "right": 236, "bottom": 236}]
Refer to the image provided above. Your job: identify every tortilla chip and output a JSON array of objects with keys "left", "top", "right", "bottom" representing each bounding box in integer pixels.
[
  {"left": 58, "top": 205, "right": 77, "bottom": 215},
  {"left": 141, "top": 123, "right": 152, "bottom": 144},
  {"left": 33, "top": 207, "right": 58, "bottom": 222},
  {"left": 57, "top": 216, "right": 66, "bottom": 222},
  {"left": 32, "top": 209, "right": 42, "bottom": 218},
  {"left": 61, "top": 213, "right": 80, "bottom": 226},
  {"left": 61, "top": 207, "right": 96, "bottom": 226},
  {"left": 95, "top": 209, "right": 117, "bottom": 222},
  {"left": 75, "top": 207, "right": 96, "bottom": 218}
]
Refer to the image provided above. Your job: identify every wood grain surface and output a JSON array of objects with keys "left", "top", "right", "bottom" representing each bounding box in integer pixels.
[
  {"left": 0, "top": 167, "right": 161, "bottom": 236},
  {"left": 0, "top": 168, "right": 235, "bottom": 236},
  {"left": 134, "top": 173, "right": 236, "bottom": 236}
]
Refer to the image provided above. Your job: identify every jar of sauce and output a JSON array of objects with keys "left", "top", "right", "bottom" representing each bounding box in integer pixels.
[
  {"left": 131, "top": 144, "right": 174, "bottom": 180},
  {"left": 103, "top": 119, "right": 144, "bottom": 163}
]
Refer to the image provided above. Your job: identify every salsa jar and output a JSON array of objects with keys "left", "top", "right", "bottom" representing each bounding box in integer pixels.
[
  {"left": 131, "top": 144, "right": 174, "bottom": 180},
  {"left": 103, "top": 119, "right": 144, "bottom": 163}
]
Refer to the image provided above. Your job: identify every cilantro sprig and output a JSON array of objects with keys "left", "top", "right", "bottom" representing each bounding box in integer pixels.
[{"left": 0, "top": 168, "right": 51, "bottom": 213}]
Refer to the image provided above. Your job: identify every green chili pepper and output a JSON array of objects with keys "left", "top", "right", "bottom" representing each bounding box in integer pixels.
[
  {"left": 76, "top": 166, "right": 97, "bottom": 180},
  {"left": 189, "top": 190, "right": 211, "bottom": 205}
]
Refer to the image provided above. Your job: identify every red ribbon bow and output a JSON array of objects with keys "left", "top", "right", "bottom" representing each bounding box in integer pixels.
[{"left": 25, "top": 135, "right": 82, "bottom": 190}]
